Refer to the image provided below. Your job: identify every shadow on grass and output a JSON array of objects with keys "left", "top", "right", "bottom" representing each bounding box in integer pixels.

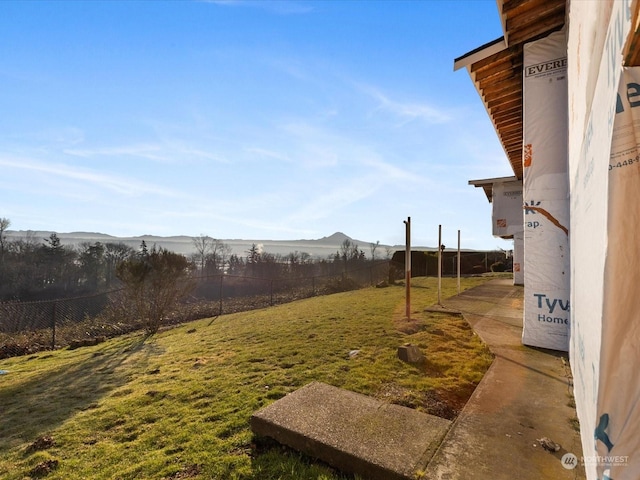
[
  {"left": 0, "top": 334, "right": 157, "bottom": 446},
  {"left": 249, "top": 438, "right": 356, "bottom": 480}
]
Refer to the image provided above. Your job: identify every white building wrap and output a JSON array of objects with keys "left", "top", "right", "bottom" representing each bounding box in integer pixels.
[
  {"left": 567, "top": 1, "right": 635, "bottom": 479},
  {"left": 513, "top": 231, "right": 524, "bottom": 286},
  {"left": 522, "top": 30, "right": 570, "bottom": 352},
  {"left": 491, "top": 180, "right": 523, "bottom": 237},
  {"left": 492, "top": 180, "right": 524, "bottom": 286},
  {"left": 591, "top": 66, "right": 640, "bottom": 480}
]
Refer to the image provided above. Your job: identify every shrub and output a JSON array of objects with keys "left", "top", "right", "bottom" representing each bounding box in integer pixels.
[
  {"left": 490, "top": 261, "right": 506, "bottom": 273},
  {"left": 323, "top": 276, "right": 360, "bottom": 294},
  {"left": 116, "top": 247, "right": 195, "bottom": 334}
]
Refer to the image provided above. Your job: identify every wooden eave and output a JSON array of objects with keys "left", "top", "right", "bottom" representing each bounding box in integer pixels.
[{"left": 454, "top": 0, "right": 566, "bottom": 180}]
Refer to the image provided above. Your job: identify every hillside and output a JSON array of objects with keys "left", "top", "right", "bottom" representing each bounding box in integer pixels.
[{"left": 4, "top": 230, "right": 389, "bottom": 259}]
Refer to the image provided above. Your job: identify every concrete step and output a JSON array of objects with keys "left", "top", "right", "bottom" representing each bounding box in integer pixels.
[{"left": 251, "top": 381, "right": 451, "bottom": 480}]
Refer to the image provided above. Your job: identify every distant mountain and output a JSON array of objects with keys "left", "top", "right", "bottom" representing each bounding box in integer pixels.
[
  {"left": 4, "top": 230, "right": 392, "bottom": 259},
  {"left": 312, "top": 232, "right": 353, "bottom": 245}
]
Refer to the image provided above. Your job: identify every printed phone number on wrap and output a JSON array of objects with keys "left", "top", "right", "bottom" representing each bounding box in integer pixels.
[{"left": 609, "top": 153, "right": 640, "bottom": 171}]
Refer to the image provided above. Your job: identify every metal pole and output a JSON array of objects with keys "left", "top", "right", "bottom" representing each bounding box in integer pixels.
[
  {"left": 437, "top": 224, "right": 442, "bottom": 305},
  {"left": 457, "top": 229, "right": 461, "bottom": 295},
  {"left": 404, "top": 217, "right": 411, "bottom": 319}
]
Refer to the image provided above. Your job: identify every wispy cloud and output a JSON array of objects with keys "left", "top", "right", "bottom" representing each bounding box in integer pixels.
[
  {"left": 277, "top": 120, "right": 429, "bottom": 182},
  {"left": 257, "top": 118, "right": 432, "bottom": 225},
  {"left": 0, "top": 156, "right": 179, "bottom": 198},
  {"left": 203, "top": 0, "right": 314, "bottom": 15},
  {"left": 285, "top": 177, "right": 379, "bottom": 223},
  {"left": 64, "top": 144, "right": 168, "bottom": 162},
  {"left": 244, "top": 147, "right": 291, "bottom": 163},
  {"left": 357, "top": 84, "right": 451, "bottom": 125},
  {"left": 64, "top": 141, "right": 229, "bottom": 164},
  {"left": 279, "top": 122, "right": 341, "bottom": 168},
  {"left": 261, "top": 56, "right": 311, "bottom": 82}
]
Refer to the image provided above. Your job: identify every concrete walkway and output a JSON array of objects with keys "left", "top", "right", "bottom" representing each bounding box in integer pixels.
[{"left": 425, "top": 278, "right": 585, "bottom": 479}]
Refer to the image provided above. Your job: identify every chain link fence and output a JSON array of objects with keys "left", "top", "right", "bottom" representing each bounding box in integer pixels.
[{"left": 0, "top": 261, "right": 392, "bottom": 359}]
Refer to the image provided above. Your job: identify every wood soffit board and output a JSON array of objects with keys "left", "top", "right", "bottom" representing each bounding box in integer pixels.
[{"left": 463, "top": 0, "right": 566, "bottom": 179}]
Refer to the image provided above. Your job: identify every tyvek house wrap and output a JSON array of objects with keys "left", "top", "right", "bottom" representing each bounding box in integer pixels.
[
  {"left": 513, "top": 231, "right": 524, "bottom": 286},
  {"left": 522, "top": 30, "right": 570, "bottom": 352},
  {"left": 590, "top": 66, "right": 640, "bottom": 480},
  {"left": 491, "top": 180, "right": 523, "bottom": 237},
  {"left": 492, "top": 180, "right": 524, "bottom": 286}
]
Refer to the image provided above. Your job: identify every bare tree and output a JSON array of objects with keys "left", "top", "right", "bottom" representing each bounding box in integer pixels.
[
  {"left": 0, "top": 217, "right": 10, "bottom": 261},
  {"left": 339, "top": 238, "right": 352, "bottom": 265},
  {"left": 370, "top": 240, "right": 380, "bottom": 261},
  {"left": 210, "top": 239, "right": 232, "bottom": 274},
  {"left": 0, "top": 217, "right": 9, "bottom": 287},
  {"left": 192, "top": 234, "right": 214, "bottom": 273},
  {"left": 385, "top": 246, "right": 394, "bottom": 260}
]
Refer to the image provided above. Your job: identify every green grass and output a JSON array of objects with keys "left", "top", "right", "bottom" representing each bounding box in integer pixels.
[{"left": 0, "top": 276, "right": 494, "bottom": 480}]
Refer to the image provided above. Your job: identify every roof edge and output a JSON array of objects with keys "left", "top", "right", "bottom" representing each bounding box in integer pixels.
[
  {"left": 453, "top": 37, "right": 507, "bottom": 71},
  {"left": 468, "top": 176, "right": 519, "bottom": 187}
]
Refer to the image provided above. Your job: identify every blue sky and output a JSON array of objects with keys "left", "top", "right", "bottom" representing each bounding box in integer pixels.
[{"left": 1, "top": 0, "right": 513, "bottom": 250}]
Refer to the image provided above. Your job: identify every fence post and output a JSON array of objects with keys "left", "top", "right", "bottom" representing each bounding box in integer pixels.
[
  {"left": 51, "top": 301, "right": 57, "bottom": 350},
  {"left": 312, "top": 276, "right": 315, "bottom": 296},
  {"left": 219, "top": 275, "right": 223, "bottom": 316},
  {"left": 270, "top": 279, "right": 274, "bottom": 306}
]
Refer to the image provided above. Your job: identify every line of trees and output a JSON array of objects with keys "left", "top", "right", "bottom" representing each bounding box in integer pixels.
[
  {"left": 0, "top": 219, "right": 387, "bottom": 303},
  {"left": 0, "top": 218, "right": 137, "bottom": 301},
  {"left": 192, "top": 235, "right": 379, "bottom": 281}
]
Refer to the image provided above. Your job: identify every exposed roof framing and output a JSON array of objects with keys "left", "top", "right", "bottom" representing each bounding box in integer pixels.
[
  {"left": 624, "top": 0, "right": 640, "bottom": 66},
  {"left": 454, "top": 0, "right": 567, "bottom": 179}
]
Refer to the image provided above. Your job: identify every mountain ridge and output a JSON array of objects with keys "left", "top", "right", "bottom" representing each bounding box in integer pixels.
[{"left": 4, "top": 230, "right": 381, "bottom": 258}]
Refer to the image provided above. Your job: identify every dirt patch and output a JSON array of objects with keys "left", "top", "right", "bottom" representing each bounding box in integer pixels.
[
  {"left": 395, "top": 319, "right": 425, "bottom": 335},
  {"left": 163, "top": 464, "right": 201, "bottom": 479},
  {"left": 0, "top": 342, "right": 47, "bottom": 359},
  {"left": 375, "top": 383, "right": 477, "bottom": 421},
  {"left": 162, "top": 463, "right": 202, "bottom": 480},
  {"left": 436, "top": 382, "right": 479, "bottom": 417},
  {"left": 29, "top": 459, "right": 59, "bottom": 477},
  {"left": 68, "top": 336, "right": 106, "bottom": 350},
  {"left": 26, "top": 436, "right": 55, "bottom": 454}
]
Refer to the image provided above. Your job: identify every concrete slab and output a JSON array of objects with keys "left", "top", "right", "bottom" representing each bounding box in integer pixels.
[
  {"left": 425, "top": 279, "right": 585, "bottom": 480},
  {"left": 251, "top": 381, "right": 451, "bottom": 480}
]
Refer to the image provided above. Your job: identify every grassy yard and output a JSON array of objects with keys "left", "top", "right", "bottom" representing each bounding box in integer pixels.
[{"left": 0, "top": 276, "right": 494, "bottom": 480}]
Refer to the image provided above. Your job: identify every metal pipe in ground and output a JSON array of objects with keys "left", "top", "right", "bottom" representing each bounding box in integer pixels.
[
  {"left": 437, "top": 224, "right": 442, "bottom": 306},
  {"left": 404, "top": 217, "right": 411, "bottom": 319},
  {"left": 457, "top": 229, "right": 461, "bottom": 295}
]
